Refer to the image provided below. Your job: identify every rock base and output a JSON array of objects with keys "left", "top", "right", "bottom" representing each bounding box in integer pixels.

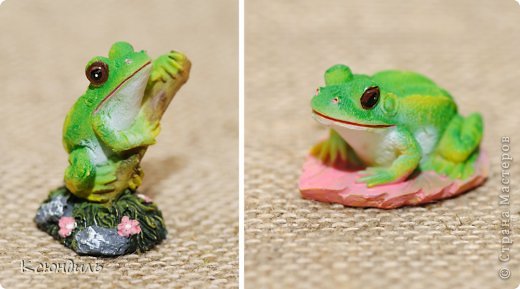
[
  {"left": 299, "top": 151, "right": 489, "bottom": 209},
  {"left": 35, "top": 187, "right": 167, "bottom": 256}
]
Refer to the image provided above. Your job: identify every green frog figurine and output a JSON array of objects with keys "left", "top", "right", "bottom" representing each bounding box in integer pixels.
[
  {"left": 311, "top": 64, "right": 483, "bottom": 187},
  {"left": 299, "top": 65, "right": 487, "bottom": 209},
  {"left": 35, "top": 42, "right": 190, "bottom": 256}
]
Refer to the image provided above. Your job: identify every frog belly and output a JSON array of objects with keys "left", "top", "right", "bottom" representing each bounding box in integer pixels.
[
  {"left": 313, "top": 114, "right": 398, "bottom": 166},
  {"left": 335, "top": 125, "right": 398, "bottom": 166},
  {"left": 85, "top": 137, "right": 109, "bottom": 165}
]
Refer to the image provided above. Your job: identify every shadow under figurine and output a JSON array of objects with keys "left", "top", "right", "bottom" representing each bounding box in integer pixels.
[
  {"left": 299, "top": 65, "right": 488, "bottom": 209},
  {"left": 35, "top": 42, "right": 191, "bottom": 256}
]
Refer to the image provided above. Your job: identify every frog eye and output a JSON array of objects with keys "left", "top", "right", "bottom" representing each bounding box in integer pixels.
[
  {"left": 86, "top": 61, "right": 109, "bottom": 86},
  {"left": 360, "top": 86, "right": 380, "bottom": 109}
]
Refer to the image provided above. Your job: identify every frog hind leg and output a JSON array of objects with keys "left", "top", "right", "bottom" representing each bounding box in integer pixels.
[
  {"left": 311, "top": 129, "right": 363, "bottom": 168},
  {"left": 64, "top": 147, "right": 96, "bottom": 199},
  {"left": 422, "top": 113, "right": 483, "bottom": 179},
  {"left": 88, "top": 154, "right": 143, "bottom": 202}
]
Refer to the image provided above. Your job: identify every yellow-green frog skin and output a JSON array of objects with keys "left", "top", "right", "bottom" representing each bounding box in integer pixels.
[
  {"left": 63, "top": 42, "right": 190, "bottom": 202},
  {"left": 311, "top": 65, "right": 483, "bottom": 187}
]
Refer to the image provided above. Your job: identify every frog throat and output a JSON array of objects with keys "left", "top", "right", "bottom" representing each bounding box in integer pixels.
[
  {"left": 94, "top": 60, "right": 152, "bottom": 113},
  {"left": 312, "top": 110, "right": 394, "bottom": 128}
]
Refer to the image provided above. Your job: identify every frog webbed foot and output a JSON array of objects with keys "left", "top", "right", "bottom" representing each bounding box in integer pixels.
[
  {"left": 149, "top": 51, "right": 190, "bottom": 84},
  {"left": 357, "top": 167, "right": 399, "bottom": 187},
  {"left": 421, "top": 151, "right": 479, "bottom": 180},
  {"left": 92, "top": 163, "right": 118, "bottom": 192},
  {"left": 311, "top": 129, "right": 360, "bottom": 167},
  {"left": 101, "top": 118, "right": 160, "bottom": 153},
  {"left": 311, "top": 138, "right": 348, "bottom": 165},
  {"left": 130, "top": 117, "right": 161, "bottom": 147}
]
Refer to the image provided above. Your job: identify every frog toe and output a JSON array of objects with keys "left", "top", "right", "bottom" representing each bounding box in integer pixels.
[
  {"left": 95, "top": 164, "right": 115, "bottom": 175},
  {"left": 167, "top": 50, "right": 187, "bottom": 63},
  {"left": 424, "top": 155, "right": 452, "bottom": 176},
  {"left": 150, "top": 54, "right": 186, "bottom": 83},
  {"left": 161, "top": 63, "right": 182, "bottom": 80},
  {"left": 437, "top": 162, "right": 453, "bottom": 176},
  {"left": 311, "top": 141, "right": 329, "bottom": 163},
  {"left": 461, "top": 162, "right": 476, "bottom": 179},
  {"left": 445, "top": 163, "right": 461, "bottom": 179},
  {"left": 96, "top": 173, "right": 117, "bottom": 185},
  {"left": 93, "top": 183, "right": 115, "bottom": 194},
  {"left": 166, "top": 56, "right": 184, "bottom": 71},
  {"left": 357, "top": 168, "right": 396, "bottom": 187}
]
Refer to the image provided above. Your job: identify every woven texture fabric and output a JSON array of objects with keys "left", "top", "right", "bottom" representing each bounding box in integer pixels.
[
  {"left": 245, "top": 1, "right": 520, "bottom": 288},
  {"left": 0, "top": 1, "right": 237, "bottom": 288}
]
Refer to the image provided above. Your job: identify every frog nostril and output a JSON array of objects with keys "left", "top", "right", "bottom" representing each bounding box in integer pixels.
[
  {"left": 332, "top": 97, "right": 339, "bottom": 104},
  {"left": 315, "top": 88, "right": 320, "bottom": 96}
]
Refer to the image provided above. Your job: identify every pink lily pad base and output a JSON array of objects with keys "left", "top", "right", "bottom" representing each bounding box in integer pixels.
[{"left": 299, "top": 151, "right": 489, "bottom": 209}]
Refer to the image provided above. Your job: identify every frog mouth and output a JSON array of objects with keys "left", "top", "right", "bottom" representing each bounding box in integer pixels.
[
  {"left": 94, "top": 61, "right": 152, "bottom": 113},
  {"left": 312, "top": 110, "right": 394, "bottom": 128}
]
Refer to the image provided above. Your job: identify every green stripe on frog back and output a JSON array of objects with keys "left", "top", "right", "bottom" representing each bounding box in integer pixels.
[{"left": 397, "top": 93, "right": 458, "bottom": 134}]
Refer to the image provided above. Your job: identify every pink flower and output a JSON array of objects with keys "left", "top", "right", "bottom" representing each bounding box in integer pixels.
[
  {"left": 137, "top": 193, "right": 152, "bottom": 203},
  {"left": 117, "top": 216, "right": 141, "bottom": 237},
  {"left": 58, "top": 216, "right": 76, "bottom": 238}
]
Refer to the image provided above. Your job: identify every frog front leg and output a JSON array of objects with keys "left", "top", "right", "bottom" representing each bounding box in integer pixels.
[
  {"left": 64, "top": 147, "right": 95, "bottom": 198},
  {"left": 142, "top": 50, "right": 191, "bottom": 122},
  {"left": 92, "top": 113, "right": 160, "bottom": 153},
  {"left": 358, "top": 127, "right": 422, "bottom": 187},
  {"left": 424, "top": 113, "right": 483, "bottom": 179},
  {"left": 311, "top": 129, "right": 362, "bottom": 166}
]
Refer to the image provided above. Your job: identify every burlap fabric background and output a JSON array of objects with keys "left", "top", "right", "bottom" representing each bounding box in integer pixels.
[
  {"left": 246, "top": 0, "right": 520, "bottom": 288},
  {"left": 0, "top": 1, "right": 237, "bottom": 288}
]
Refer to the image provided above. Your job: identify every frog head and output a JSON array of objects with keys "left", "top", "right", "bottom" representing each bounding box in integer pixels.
[
  {"left": 81, "top": 42, "right": 152, "bottom": 117},
  {"left": 79, "top": 42, "right": 154, "bottom": 131},
  {"left": 311, "top": 65, "right": 398, "bottom": 129}
]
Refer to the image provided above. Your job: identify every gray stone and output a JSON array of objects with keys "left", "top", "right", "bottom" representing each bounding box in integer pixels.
[
  {"left": 35, "top": 195, "right": 70, "bottom": 225},
  {"left": 75, "top": 225, "right": 130, "bottom": 256}
]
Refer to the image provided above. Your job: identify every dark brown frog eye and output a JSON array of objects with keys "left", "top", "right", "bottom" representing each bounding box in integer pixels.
[
  {"left": 86, "top": 61, "right": 109, "bottom": 85},
  {"left": 360, "top": 86, "right": 380, "bottom": 109}
]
